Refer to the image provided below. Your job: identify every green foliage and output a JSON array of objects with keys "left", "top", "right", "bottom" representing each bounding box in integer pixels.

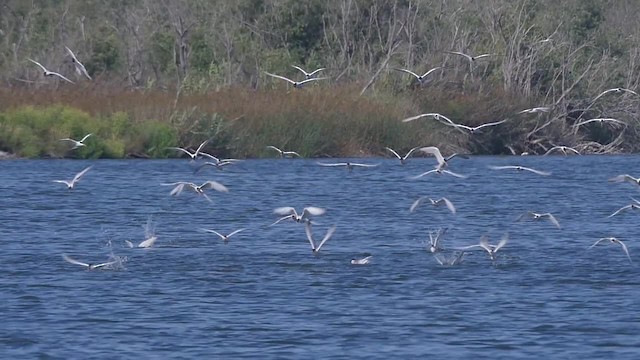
[{"left": 88, "top": 26, "right": 120, "bottom": 74}]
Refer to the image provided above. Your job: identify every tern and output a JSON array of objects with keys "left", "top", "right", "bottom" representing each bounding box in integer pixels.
[
  {"left": 479, "top": 234, "right": 509, "bottom": 261},
  {"left": 200, "top": 228, "right": 246, "bottom": 244},
  {"left": 434, "top": 251, "right": 468, "bottom": 266},
  {"left": 163, "top": 180, "right": 229, "bottom": 202},
  {"left": 266, "top": 145, "right": 301, "bottom": 158},
  {"left": 591, "top": 87, "right": 639, "bottom": 103},
  {"left": 544, "top": 145, "right": 580, "bottom": 156},
  {"left": 137, "top": 236, "right": 158, "bottom": 248},
  {"left": 166, "top": 139, "right": 211, "bottom": 160},
  {"left": 608, "top": 199, "right": 640, "bottom": 218},
  {"left": 426, "top": 228, "right": 448, "bottom": 253},
  {"left": 28, "top": 58, "right": 74, "bottom": 83},
  {"left": 419, "top": 146, "right": 467, "bottom": 170},
  {"left": 62, "top": 254, "right": 117, "bottom": 270},
  {"left": 410, "top": 196, "right": 456, "bottom": 214},
  {"left": 291, "top": 65, "right": 326, "bottom": 79},
  {"left": 65, "top": 46, "right": 91, "bottom": 80},
  {"left": 401, "top": 112, "right": 456, "bottom": 124},
  {"left": 351, "top": 256, "right": 373, "bottom": 265},
  {"left": 53, "top": 166, "right": 92, "bottom": 189},
  {"left": 517, "top": 107, "right": 551, "bottom": 114},
  {"left": 608, "top": 174, "right": 640, "bottom": 186},
  {"left": 589, "top": 237, "right": 632, "bottom": 263},
  {"left": 384, "top": 146, "right": 421, "bottom": 165},
  {"left": 573, "top": 118, "right": 627, "bottom": 129},
  {"left": 391, "top": 66, "right": 442, "bottom": 84},
  {"left": 59, "top": 133, "right": 92, "bottom": 149},
  {"left": 412, "top": 168, "right": 467, "bottom": 179},
  {"left": 516, "top": 212, "right": 561, "bottom": 229},
  {"left": 316, "top": 161, "right": 380, "bottom": 171},
  {"left": 488, "top": 165, "right": 551, "bottom": 176},
  {"left": 264, "top": 72, "right": 328, "bottom": 88},
  {"left": 269, "top": 206, "right": 326, "bottom": 226},
  {"left": 304, "top": 222, "right": 337, "bottom": 254},
  {"left": 445, "top": 51, "right": 493, "bottom": 63},
  {"left": 437, "top": 118, "right": 507, "bottom": 134}
]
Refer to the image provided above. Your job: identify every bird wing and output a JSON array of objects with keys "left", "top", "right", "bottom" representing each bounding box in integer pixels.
[
  {"left": 392, "top": 68, "right": 421, "bottom": 79},
  {"left": 478, "top": 236, "right": 493, "bottom": 254},
  {"left": 28, "top": 58, "right": 47, "bottom": 72},
  {"left": 298, "top": 77, "right": 329, "bottom": 85},
  {"left": 264, "top": 72, "right": 295, "bottom": 84},
  {"left": 520, "top": 167, "right": 551, "bottom": 176},
  {"left": 65, "top": 46, "right": 79, "bottom": 62},
  {"left": 268, "top": 215, "right": 293, "bottom": 227},
  {"left": 125, "top": 240, "right": 134, "bottom": 248},
  {"left": 588, "top": 238, "right": 609, "bottom": 249},
  {"left": 63, "top": 254, "right": 90, "bottom": 267},
  {"left": 200, "top": 228, "right": 226, "bottom": 240},
  {"left": 138, "top": 236, "right": 158, "bottom": 248},
  {"left": 573, "top": 118, "right": 599, "bottom": 127},
  {"left": 167, "top": 147, "right": 194, "bottom": 157},
  {"left": 411, "top": 169, "right": 437, "bottom": 179},
  {"left": 445, "top": 51, "right": 472, "bottom": 61},
  {"left": 474, "top": 53, "right": 493, "bottom": 60},
  {"left": 50, "top": 72, "right": 75, "bottom": 84},
  {"left": 544, "top": 213, "right": 561, "bottom": 229},
  {"left": 409, "top": 196, "right": 427, "bottom": 213},
  {"left": 622, "top": 88, "right": 639, "bottom": 96},
  {"left": 316, "top": 162, "right": 347, "bottom": 167},
  {"left": 283, "top": 151, "right": 301, "bottom": 157},
  {"left": 515, "top": 212, "right": 532, "bottom": 222},
  {"left": 384, "top": 147, "right": 401, "bottom": 159},
  {"left": 76, "top": 62, "right": 91, "bottom": 80},
  {"left": 608, "top": 174, "right": 637, "bottom": 184},
  {"left": 350, "top": 162, "right": 380, "bottom": 168},
  {"left": 419, "top": 146, "right": 445, "bottom": 166},
  {"left": 201, "top": 180, "right": 229, "bottom": 192},
  {"left": 403, "top": 146, "right": 421, "bottom": 159},
  {"left": 79, "top": 133, "right": 92, "bottom": 143},
  {"left": 302, "top": 206, "right": 326, "bottom": 217},
  {"left": 591, "top": 89, "right": 616, "bottom": 103},
  {"left": 433, "top": 254, "right": 446, "bottom": 266},
  {"left": 291, "top": 65, "right": 309, "bottom": 76},
  {"left": 440, "top": 197, "right": 456, "bottom": 214},
  {"left": 614, "top": 240, "right": 632, "bottom": 263},
  {"left": 401, "top": 113, "right": 434, "bottom": 122},
  {"left": 227, "top": 228, "right": 246, "bottom": 238},
  {"left": 475, "top": 119, "right": 507, "bottom": 130},
  {"left": 72, "top": 166, "right": 92, "bottom": 183},
  {"left": 273, "top": 207, "right": 297, "bottom": 216},
  {"left": 315, "top": 225, "right": 337, "bottom": 252},
  {"left": 442, "top": 170, "right": 468, "bottom": 179},
  {"left": 544, "top": 146, "right": 562, "bottom": 156},
  {"left": 266, "top": 145, "right": 283, "bottom": 154},
  {"left": 195, "top": 139, "right": 211, "bottom": 156},
  {"left": 421, "top": 67, "right": 442, "bottom": 78},
  {"left": 608, "top": 205, "right": 632, "bottom": 218},
  {"left": 92, "top": 260, "right": 118, "bottom": 269},
  {"left": 308, "top": 68, "right": 326, "bottom": 76},
  {"left": 304, "top": 222, "right": 317, "bottom": 250},
  {"left": 169, "top": 183, "right": 187, "bottom": 196},
  {"left": 494, "top": 233, "right": 509, "bottom": 252}
]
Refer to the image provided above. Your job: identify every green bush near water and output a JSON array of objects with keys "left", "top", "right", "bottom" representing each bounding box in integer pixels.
[{"left": 0, "top": 106, "right": 179, "bottom": 159}]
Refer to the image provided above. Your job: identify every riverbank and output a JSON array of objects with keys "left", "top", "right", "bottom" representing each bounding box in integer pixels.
[{"left": 0, "top": 85, "right": 633, "bottom": 159}]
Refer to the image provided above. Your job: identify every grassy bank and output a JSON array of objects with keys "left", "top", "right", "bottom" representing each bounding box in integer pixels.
[{"left": 0, "top": 84, "right": 635, "bottom": 158}]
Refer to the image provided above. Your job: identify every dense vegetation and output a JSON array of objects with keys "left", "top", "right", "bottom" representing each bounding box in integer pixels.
[{"left": 1, "top": 0, "right": 640, "bottom": 158}]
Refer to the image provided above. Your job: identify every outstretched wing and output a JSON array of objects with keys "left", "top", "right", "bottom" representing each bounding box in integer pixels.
[
  {"left": 264, "top": 72, "right": 295, "bottom": 84},
  {"left": 392, "top": 68, "right": 420, "bottom": 79},
  {"left": 200, "top": 181, "right": 229, "bottom": 192},
  {"left": 200, "top": 228, "right": 225, "bottom": 240},
  {"left": 72, "top": 166, "right": 92, "bottom": 183},
  {"left": 28, "top": 58, "right": 47, "bottom": 72},
  {"left": 315, "top": 225, "right": 337, "bottom": 251},
  {"left": 62, "top": 254, "right": 89, "bottom": 267},
  {"left": 384, "top": 147, "right": 401, "bottom": 159}
]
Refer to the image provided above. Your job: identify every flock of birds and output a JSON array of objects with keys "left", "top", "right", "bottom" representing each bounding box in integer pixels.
[{"left": 24, "top": 47, "right": 638, "bottom": 268}]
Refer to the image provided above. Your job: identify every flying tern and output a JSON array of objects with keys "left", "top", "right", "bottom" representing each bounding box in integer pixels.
[
  {"left": 62, "top": 254, "right": 117, "bottom": 270},
  {"left": 591, "top": 87, "right": 639, "bottom": 103},
  {"left": 163, "top": 180, "right": 228, "bottom": 202},
  {"left": 28, "top": 58, "right": 74, "bottom": 83},
  {"left": 589, "top": 237, "right": 632, "bottom": 263},
  {"left": 437, "top": 118, "right": 508, "bottom": 134},
  {"left": 517, "top": 107, "right": 551, "bottom": 115},
  {"left": 608, "top": 174, "right": 640, "bottom": 186},
  {"left": 291, "top": 65, "right": 326, "bottom": 79},
  {"left": 401, "top": 112, "right": 455, "bottom": 124},
  {"left": 166, "top": 139, "right": 211, "bottom": 160},
  {"left": 410, "top": 196, "right": 456, "bottom": 214},
  {"left": 200, "top": 228, "right": 246, "bottom": 244},
  {"left": 384, "top": 146, "right": 421, "bottom": 165},
  {"left": 608, "top": 199, "right": 640, "bottom": 218},
  {"left": 264, "top": 72, "right": 328, "bottom": 88},
  {"left": 419, "top": 146, "right": 467, "bottom": 170},
  {"left": 489, "top": 165, "right": 551, "bottom": 176},
  {"left": 266, "top": 145, "right": 301, "bottom": 158},
  {"left": 516, "top": 212, "right": 561, "bottom": 229},
  {"left": 269, "top": 206, "right": 326, "bottom": 226},
  {"left": 65, "top": 46, "right": 91, "bottom": 80},
  {"left": 479, "top": 234, "right": 509, "bottom": 261},
  {"left": 544, "top": 145, "right": 580, "bottom": 156},
  {"left": 316, "top": 161, "right": 380, "bottom": 171},
  {"left": 304, "top": 222, "right": 337, "bottom": 254},
  {"left": 426, "top": 228, "right": 448, "bottom": 253},
  {"left": 59, "top": 133, "right": 92, "bottom": 149},
  {"left": 573, "top": 118, "right": 627, "bottom": 129},
  {"left": 392, "top": 66, "right": 442, "bottom": 84},
  {"left": 53, "top": 166, "right": 92, "bottom": 189},
  {"left": 445, "top": 51, "right": 494, "bottom": 63}
]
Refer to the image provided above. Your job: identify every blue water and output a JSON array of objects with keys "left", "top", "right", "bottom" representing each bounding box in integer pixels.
[{"left": 1, "top": 156, "right": 639, "bottom": 358}]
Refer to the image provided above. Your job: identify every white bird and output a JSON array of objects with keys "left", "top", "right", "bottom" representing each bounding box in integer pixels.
[
  {"left": 516, "top": 212, "right": 561, "bottom": 229},
  {"left": 166, "top": 139, "right": 211, "bottom": 160},
  {"left": 53, "top": 166, "right": 92, "bottom": 189},
  {"left": 517, "top": 107, "right": 551, "bottom": 114},
  {"left": 384, "top": 146, "right": 421, "bottom": 165},
  {"left": 437, "top": 118, "right": 508, "bottom": 134},
  {"left": 163, "top": 180, "right": 229, "bottom": 202},
  {"left": 591, "top": 87, "right": 639, "bottom": 103},
  {"left": 264, "top": 72, "right": 328, "bottom": 88},
  {"left": 291, "top": 65, "right": 326, "bottom": 79},
  {"left": 316, "top": 161, "right": 380, "bottom": 171},
  {"left": 200, "top": 228, "right": 246, "bottom": 244},
  {"left": 479, "top": 234, "right": 509, "bottom": 261},
  {"left": 419, "top": 146, "right": 467, "bottom": 170},
  {"left": 445, "top": 51, "right": 494, "bottom": 63},
  {"left": 488, "top": 165, "right": 551, "bottom": 176},
  {"left": 410, "top": 196, "right": 456, "bottom": 214},
  {"left": 573, "top": 118, "right": 627, "bottom": 129},
  {"left": 65, "top": 46, "right": 91, "bottom": 80},
  {"left": 304, "top": 222, "right": 337, "bottom": 254},
  {"left": 544, "top": 145, "right": 580, "bottom": 156},
  {"left": 266, "top": 145, "right": 301, "bottom": 158},
  {"left": 608, "top": 174, "right": 640, "bottom": 186},
  {"left": 62, "top": 254, "right": 117, "bottom": 270},
  {"left": 270, "top": 206, "right": 326, "bottom": 226},
  {"left": 401, "top": 112, "right": 455, "bottom": 124},
  {"left": 137, "top": 236, "right": 158, "bottom": 248},
  {"left": 351, "top": 256, "right": 373, "bottom": 265},
  {"left": 28, "top": 58, "right": 75, "bottom": 83},
  {"left": 124, "top": 240, "right": 134, "bottom": 248},
  {"left": 434, "top": 251, "right": 468, "bottom": 266},
  {"left": 589, "top": 237, "right": 632, "bottom": 263},
  {"left": 608, "top": 199, "right": 640, "bottom": 218},
  {"left": 392, "top": 66, "right": 442, "bottom": 84},
  {"left": 411, "top": 168, "right": 468, "bottom": 179},
  {"left": 59, "top": 133, "right": 92, "bottom": 149},
  {"left": 427, "top": 228, "right": 448, "bottom": 253}
]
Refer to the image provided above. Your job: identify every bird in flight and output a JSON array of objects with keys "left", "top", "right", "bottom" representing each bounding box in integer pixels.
[
  {"left": 304, "top": 222, "right": 337, "bottom": 254},
  {"left": 488, "top": 165, "right": 551, "bottom": 176},
  {"left": 445, "top": 51, "right": 494, "bottom": 63},
  {"left": 316, "top": 161, "right": 380, "bottom": 171},
  {"left": 200, "top": 228, "right": 246, "bottom": 244},
  {"left": 163, "top": 180, "right": 229, "bottom": 202},
  {"left": 517, "top": 107, "right": 551, "bottom": 115},
  {"left": 608, "top": 174, "right": 640, "bottom": 186},
  {"left": 544, "top": 145, "right": 580, "bottom": 156},
  {"left": 65, "top": 46, "right": 91, "bottom": 80},
  {"left": 28, "top": 58, "right": 75, "bottom": 83},
  {"left": 608, "top": 198, "right": 640, "bottom": 218},
  {"left": 269, "top": 206, "right": 326, "bottom": 227},
  {"left": 264, "top": 72, "right": 328, "bottom": 88},
  {"left": 59, "top": 133, "right": 92, "bottom": 149},
  {"left": 291, "top": 65, "right": 326, "bottom": 79},
  {"left": 53, "top": 166, "right": 92, "bottom": 189},
  {"left": 167, "top": 139, "right": 211, "bottom": 160},
  {"left": 410, "top": 196, "right": 456, "bottom": 215},
  {"left": 391, "top": 66, "right": 442, "bottom": 84},
  {"left": 573, "top": 118, "right": 627, "bottom": 129},
  {"left": 589, "top": 237, "right": 632, "bottom": 263},
  {"left": 516, "top": 212, "right": 561, "bottom": 229},
  {"left": 62, "top": 254, "right": 117, "bottom": 270},
  {"left": 266, "top": 145, "right": 301, "bottom": 158},
  {"left": 384, "top": 146, "right": 421, "bottom": 165},
  {"left": 591, "top": 87, "right": 638, "bottom": 103}
]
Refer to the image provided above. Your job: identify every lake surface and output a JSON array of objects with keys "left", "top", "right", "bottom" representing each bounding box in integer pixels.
[{"left": 1, "top": 155, "right": 639, "bottom": 359}]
